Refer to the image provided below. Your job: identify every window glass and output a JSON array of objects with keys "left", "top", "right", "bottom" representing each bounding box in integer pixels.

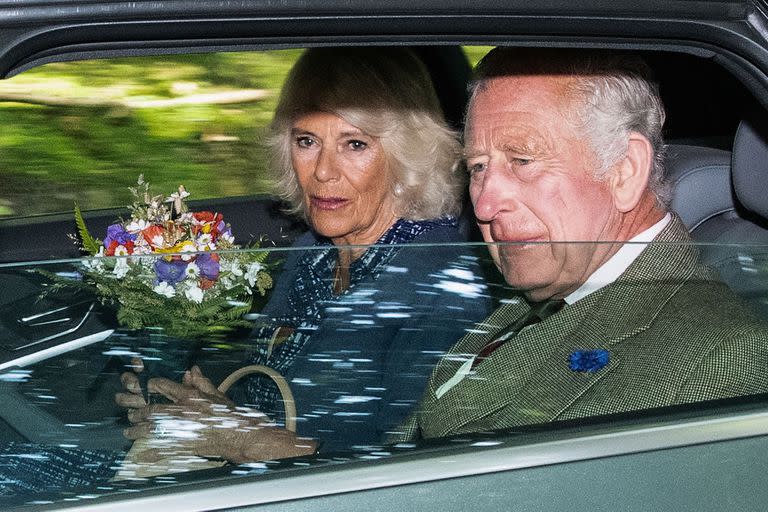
[
  {"left": 0, "top": 50, "right": 302, "bottom": 218},
  {"left": 0, "top": 46, "right": 492, "bottom": 220},
  {"left": 0, "top": 239, "right": 766, "bottom": 507},
  {"left": 1, "top": 45, "right": 768, "bottom": 510},
  {"left": 0, "top": 242, "right": 494, "bottom": 504}
]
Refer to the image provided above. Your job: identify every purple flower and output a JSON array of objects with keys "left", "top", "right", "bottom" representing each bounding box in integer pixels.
[
  {"left": 104, "top": 223, "right": 136, "bottom": 248},
  {"left": 568, "top": 349, "right": 609, "bottom": 373},
  {"left": 218, "top": 223, "right": 233, "bottom": 241},
  {"left": 154, "top": 258, "right": 187, "bottom": 285},
  {"left": 196, "top": 252, "right": 220, "bottom": 280}
]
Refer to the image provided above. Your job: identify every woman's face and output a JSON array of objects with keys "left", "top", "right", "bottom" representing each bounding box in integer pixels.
[{"left": 291, "top": 111, "right": 398, "bottom": 246}]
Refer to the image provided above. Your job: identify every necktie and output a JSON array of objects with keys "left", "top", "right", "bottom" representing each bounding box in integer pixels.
[{"left": 471, "top": 299, "right": 565, "bottom": 370}]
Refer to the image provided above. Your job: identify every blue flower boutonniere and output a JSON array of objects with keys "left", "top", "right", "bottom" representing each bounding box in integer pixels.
[{"left": 569, "top": 349, "right": 609, "bottom": 373}]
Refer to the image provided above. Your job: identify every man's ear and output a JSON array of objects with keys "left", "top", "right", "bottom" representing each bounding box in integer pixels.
[{"left": 609, "top": 132, "right": 653, "bottom": 213}]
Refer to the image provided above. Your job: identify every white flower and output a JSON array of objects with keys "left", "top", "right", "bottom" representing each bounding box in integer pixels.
[
  {"left": 222, "top": 259, "right": 243, "bottom": 277},
  {"left": 219, "top": 232, "right": 235, "bottom": 244},
  {"left": 179, "top": 242, "right": 197, "bottom": 261},
  {"left": 131, "top": 243, "right": 152, "bottom": 255},
  {"left": 113, "top": 258, "right": 130, "bottom": 279},
  {"left": 244, "top": 262, "right": 263, "bottom": 287},
  {"left": 184, "top": 284, "right": 204, "bottom": 304},
  {"left": 165, "top": 187, "right": 191, "bottom": 203},
  {"left": 196, "top": 233, "right": 216, "bottom": 251},
  {"left": 126, "top": 219, "right": 150, "bottom": 233},
  {"left": 150, "top": 234, "right": 165, "bottom": 248},
  {"left": 219, "top": 275, "right": 238, "bottom": 290},
  {"left": 153, "top": 281, "right": 176, "bottom": 298},
  {"left": 185, "top": 262, "right": 200, "bottom": 279},
  {"left": 114, "top": 245, "right": 131, "bottom": 257},
  {"left": 165, "top": 186, "right": 191, "bottom": 216},
  {"left": 82, "top": 257, "right": 104, "bottom": 272},
  {"left": 83, "top": 246, "right": 107, "bottom": 271},
  {"left": 136, "top": 255, "right": 155, "bottom": 268}
]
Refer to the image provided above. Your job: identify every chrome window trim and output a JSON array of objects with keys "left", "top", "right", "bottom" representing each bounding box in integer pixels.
[
  {"left": 0, "top": 329, "right": 114, "bottom": 371},
  {"left": 49, "top": 408, "right": 768, "bottom": 512}
]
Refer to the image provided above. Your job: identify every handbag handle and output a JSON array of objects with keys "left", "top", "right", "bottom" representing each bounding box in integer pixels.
[
  {"left": 218, "top": 364, "right": 297, "bottom": 433},
  {"left": 113, "top": 363, "right": 297, "bottom": 481}
]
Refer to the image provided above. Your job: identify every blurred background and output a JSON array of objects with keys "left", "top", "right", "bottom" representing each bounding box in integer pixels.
[{"left": 0, "top": 47, "right": 489, "bottom": 219}]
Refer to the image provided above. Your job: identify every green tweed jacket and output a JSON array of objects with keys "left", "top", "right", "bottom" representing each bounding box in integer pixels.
[{"left": 392, "top": 215, "right": 768, "bottom": 442}]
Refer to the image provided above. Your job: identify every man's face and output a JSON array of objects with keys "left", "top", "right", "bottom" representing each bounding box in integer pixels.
[{"left": 466, "top": 75, "right": 621, "bottom": 301}]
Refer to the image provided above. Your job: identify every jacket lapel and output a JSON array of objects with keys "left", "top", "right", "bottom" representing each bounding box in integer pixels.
[
  {"left": 418, "top": 215, "right": 700, "bottom": 437},
  {"left": 417, "top": 297, "right": 530, "bottom": 438},
  {"left": 488, "top": 290, "right": 622, "bottom": 426}
]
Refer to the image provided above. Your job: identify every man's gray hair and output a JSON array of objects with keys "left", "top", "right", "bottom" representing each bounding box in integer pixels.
[
  {"left": 469, "top": 48, "right": 670, "bottom": 207},
  {"left": 269, "top": 47, "right": 463, "bottom": 221}
]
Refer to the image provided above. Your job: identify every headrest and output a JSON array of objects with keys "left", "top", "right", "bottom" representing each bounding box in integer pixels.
[
  {"left": 666, "top": 144, "right": 734, "bottom": 231},
  {"left": 732, "top": 118, "right": 768, "bottom": 220}
]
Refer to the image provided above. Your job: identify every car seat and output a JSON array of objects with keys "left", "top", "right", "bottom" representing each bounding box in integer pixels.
[{"left": 667, "top": 118, "right": 768, "bottom": 316}]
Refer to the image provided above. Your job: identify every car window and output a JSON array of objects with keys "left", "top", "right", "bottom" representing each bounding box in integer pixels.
[
  {"left": 0, "top": 46, "right": 492, "bottom": 221},
  {"left": 1, "top": 44, "right": 768, "bottom": 510},
  {"left": 0, "top": 239, "right": 767, "bottom": 507},
  {"left": 0, "top": 242, "right": 491, "bottom": 500},
  {"left": 0, "top": 50, "right": 302, "bottom": 218}
]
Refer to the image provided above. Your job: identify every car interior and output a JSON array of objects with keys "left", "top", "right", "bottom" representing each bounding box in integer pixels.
[
  {"left": 1, "top": 41, "right": 768, "bottom": 506},
  {"left": 668, "top": 118, "right": 768, "bottom": 317}
]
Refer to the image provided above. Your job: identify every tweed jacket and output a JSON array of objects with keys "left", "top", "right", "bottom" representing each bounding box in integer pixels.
[{"left": 393, "top": 215, "right": 768, "bottom": 442}]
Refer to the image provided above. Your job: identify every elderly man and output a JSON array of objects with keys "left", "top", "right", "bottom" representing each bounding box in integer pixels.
[{"left": 393, "top": 48, "right": 768, "bottom": 442}]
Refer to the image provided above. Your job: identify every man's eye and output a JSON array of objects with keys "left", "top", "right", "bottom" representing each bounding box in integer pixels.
[
  {"left": 468, "top": 162, "right": 486, "bottom": 174},
  {"left": 347, "top": 139, "right": 368, "bottom": 151},
  {"left": 296, "top": 136, "right": 315, "bottom": 148},
  {"left": 512, "top": 157, "right": 532, "bottom": 166}
]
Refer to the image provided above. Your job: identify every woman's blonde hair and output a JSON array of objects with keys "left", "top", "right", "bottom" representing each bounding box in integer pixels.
[{"left": 268, "top": 47, "right": 463, "bottom": 221}]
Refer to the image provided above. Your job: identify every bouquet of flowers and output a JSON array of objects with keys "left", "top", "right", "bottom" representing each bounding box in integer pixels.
[{"left": 55, "top": 175, "right": 272, "bottom": 339}]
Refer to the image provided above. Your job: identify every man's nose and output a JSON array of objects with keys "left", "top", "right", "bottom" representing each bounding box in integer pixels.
[
  {"left": 472, "top": 165, "right": 514, "bottom": 222},
  {"left": 313, "top": 147, "right": 339, "bottom": 182}
]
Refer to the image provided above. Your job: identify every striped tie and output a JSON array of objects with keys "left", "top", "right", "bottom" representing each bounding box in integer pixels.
[{"left": 471, "top": 299, "right": 565, "bottom": 370}]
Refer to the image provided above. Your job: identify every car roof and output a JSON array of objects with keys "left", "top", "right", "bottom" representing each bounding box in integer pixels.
[
  {"left": 0, "top": 0, "right": 762, "bottom": 84},
  {"left": 0, "top": 0, "right": 750, "bottom": 28}
]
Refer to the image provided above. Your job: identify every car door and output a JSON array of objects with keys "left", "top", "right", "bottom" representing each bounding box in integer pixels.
[{"left": 1, "top": 1, "right": 768, "bottom": 511}]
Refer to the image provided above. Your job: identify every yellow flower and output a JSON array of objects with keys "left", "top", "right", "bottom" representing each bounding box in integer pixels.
[{"left": 156, "top": 240, "right": 196, "bottom": 256}]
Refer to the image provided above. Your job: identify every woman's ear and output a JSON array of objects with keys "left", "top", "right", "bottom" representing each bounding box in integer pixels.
[{"left": 609, "top": 132, "right": 653, "bottom": 213}]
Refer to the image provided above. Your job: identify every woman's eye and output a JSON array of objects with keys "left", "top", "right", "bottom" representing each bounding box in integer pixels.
[
  {"left": 296, "top": 136, "right": 316, "bottom": 148},
  {"left": 347, "top": 139, "right": 368, "bottom": 151}
]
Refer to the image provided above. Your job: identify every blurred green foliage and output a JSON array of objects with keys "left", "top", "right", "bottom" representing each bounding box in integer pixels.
[
  {"left": 0, "top": 50, "right": 302, "bottom": 217},
  {"left": 463, "top": 46, "right": 493, "bottom": 67},
  {"left": 0, "top": 47, "right": 488, "bottom": 218}
]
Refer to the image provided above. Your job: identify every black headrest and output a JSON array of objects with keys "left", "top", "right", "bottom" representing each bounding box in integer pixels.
[{"left": 732, "top": 118, "right": 768, "bottom": 220}]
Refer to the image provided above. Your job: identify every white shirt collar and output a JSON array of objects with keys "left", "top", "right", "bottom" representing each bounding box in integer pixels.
[{"left": 564, "top": 213, "right": 672, "bottom": 305}]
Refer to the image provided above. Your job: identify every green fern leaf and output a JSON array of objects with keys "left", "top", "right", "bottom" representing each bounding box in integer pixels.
[{"left": 74, "top": 204, "right": 102, "bottom": 255}]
